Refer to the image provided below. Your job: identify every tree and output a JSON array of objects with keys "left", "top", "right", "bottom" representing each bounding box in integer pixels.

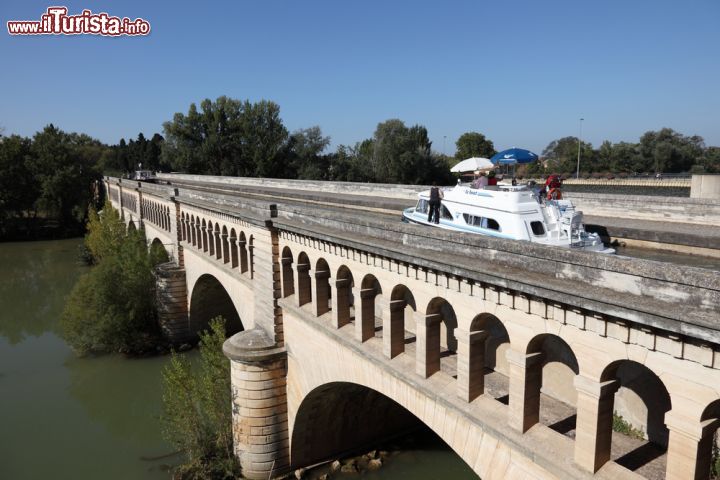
[
  {"left": 27, "top": 125, "right": 102, "bottom": 226},
  {"left": 161, "top": 317, "right": 238, "bottom": 479},
  {"left": 289, "top": 126, "right": 331, "bottom": 179},
  {"left": 542, "top": 136, "right": 595, "bottom": 174},
  {"left": 0, "top": 135, "right": 37, "bottom": 227},
  {"left": 454, "top": 132, "right": 495, "bottom": 161},
  {"left": 161, "top": 96, "right": 289, "bottom": 178},
  {"left": 638, "top": 128, "right": 704, "bottom": 173},
  {"left": 61, "top": 203, "right": 164, "bottom": 355}
]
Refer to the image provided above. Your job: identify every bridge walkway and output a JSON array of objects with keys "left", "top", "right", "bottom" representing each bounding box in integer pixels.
[{"left": 164, "top": 177, "right": 720, "bottom": 266}]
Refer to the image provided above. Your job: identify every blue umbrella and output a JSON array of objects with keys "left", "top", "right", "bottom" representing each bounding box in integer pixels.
[{"left": 490, "top": 148, "right": 539, "bottom": 165}]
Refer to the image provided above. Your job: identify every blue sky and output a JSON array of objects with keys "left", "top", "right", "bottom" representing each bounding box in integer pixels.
[{"left": 2, "top": 0, "right": 719, "bottom": 155}]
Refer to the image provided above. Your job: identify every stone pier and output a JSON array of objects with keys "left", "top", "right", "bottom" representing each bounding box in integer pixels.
[{"left": 223, "top": 329, "right": 289, "bottom": 479}]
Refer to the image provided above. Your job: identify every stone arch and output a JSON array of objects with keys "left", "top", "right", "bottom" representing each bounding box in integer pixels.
[
  {"left": 357, "top": 274, "right": 382, "bottom": 343},
  {"left": 314, "top": 258, "right": 331, "bottom": 317},
  {"left": 190, "top": 215, "right": 197, "bottom": 246},
  {"left": 239, "top": 231, "right": 249, "bottom": 273},
  {"left": 188, "top": 273, "right": 243, "bottom": 339},
  {"left": 290, "top": 382, "right": 431, "bottom": 468},
  {"left": 598, "top": 359, "right": 671, "bottom": 471},
  {"left": 222, "top": 225, "right": 230, "bottom": 264},
  {"left": 149, "top": 237, "right": 170, "bottom": 262},
  {"left": 386, "top": 284, "right": 416, "bottom": 359},
  {"left": 463, "top": 313, "right": 510, "bottom": 402},
  {"left": 201, "top": 219, "right": 208, "bottom": 252},
  {"left": 332, "top": 265, "right": 354, "bottom": 328},
  {"left": 419, "top": 297, "right": 458, "bottom": 378},
  {"left": 183, "top": 213, "right": 189, "bottom": 242},
  {"left": 520, "top": 333, "right": 579, "bottom": 436},
  {"left": 296, "top": 252, "right": 312, "bottom": 306},
  {"left": 127, "top": 219, "right": 137, "bottom": 233},
  {"left": 230, "top": 228, "right": 238, "bottom": 268},
  {"left": 694, "top": 399, "right": 720, "bottom": 479},
  {"left": 281, "top": 247, "right": 295, "bottom": 298}
]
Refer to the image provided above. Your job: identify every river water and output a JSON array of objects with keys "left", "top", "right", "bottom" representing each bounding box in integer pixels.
[{"left": 0, "top": 239, "right": 476, "bottom": 480}]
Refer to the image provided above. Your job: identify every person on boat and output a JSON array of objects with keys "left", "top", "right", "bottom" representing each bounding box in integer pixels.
[
  {"left": 511, "top": 177, "right": 518, "bottom": 186},
  {"left": 545, "top": 174, "right": 563, "bottom": 200},
  {"left": 487, "top": 171, "right": 498, "bottom": 186},
  {"left": 471, "top": 172, "right": 488, "bottom": 189},
  {"left": 428, "top": 182, "right": 443, "bottom": 224}
]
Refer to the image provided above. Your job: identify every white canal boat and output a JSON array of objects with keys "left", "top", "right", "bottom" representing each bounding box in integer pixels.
[{"left": 402, "top": 183, "right": 615, "bottom": 253}]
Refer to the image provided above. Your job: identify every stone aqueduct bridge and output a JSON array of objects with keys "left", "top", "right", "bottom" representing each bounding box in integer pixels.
[{"left": 104, "top": 175, "right": 720, "bottom": 480}]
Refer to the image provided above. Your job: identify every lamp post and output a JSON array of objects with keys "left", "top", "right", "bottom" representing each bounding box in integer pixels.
[
  {"left": 576, "top": 118, "right": 584, "bottom": 179},
  {"left": 443, "top": 135, "right": 447, "bottom": 156}
]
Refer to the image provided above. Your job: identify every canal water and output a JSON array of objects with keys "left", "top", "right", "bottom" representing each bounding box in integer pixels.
[{"left": 0, "top": 239, "right": 477, "bottom": 480}]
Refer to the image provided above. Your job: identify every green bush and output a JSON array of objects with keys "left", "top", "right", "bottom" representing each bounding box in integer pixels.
[
  {"left": 612, "top": 412, "right": 645, "bottom": 440},
  {"left": 161, "top": 317, "right": 238, "bottom": 479},
  {"left": 61, "top": 202, "right": 164, "bottom": 355}
]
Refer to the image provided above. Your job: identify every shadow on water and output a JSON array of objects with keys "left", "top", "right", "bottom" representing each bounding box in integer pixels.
[{"left": 0, "top": 239, "right": 87, "bottom": 344}]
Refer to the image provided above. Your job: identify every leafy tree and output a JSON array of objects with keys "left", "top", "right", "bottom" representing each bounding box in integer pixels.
[
  {"left": 542, "top": 136, "right": 595, "bottom": 174},
  {"left": 27, "top": 125, "right": 102, "bottom": 225},
  {"left": 454, "top": 132, "right": 495, "bottom": 161},
  {"left": 638, "top": 128, "right": 704, "bottom": 173},
  {"left": 699, "top": 147, "right": 720, "bottom": 173},
  {"left": 61, "top": 204, "right": 164, "bottom": 355},
  {"left": 288, "top": 126, "right": 331, "bottom": 179},
  {"left": 161, "top": 96, "right": 288, "bottom": 178},
  {"left": 161, "top": 317, "right": 238, "bottom": 479},
  {"left": 0, "top": 135, "right": 37, "bottom": 227},
  {"left": 84, "top": 202, "right": 127, "bottom": 263}
]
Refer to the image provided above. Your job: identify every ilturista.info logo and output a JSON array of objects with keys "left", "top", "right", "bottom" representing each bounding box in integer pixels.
[{"left": 7, "top": 6, "right": 150, "bottom": 36}]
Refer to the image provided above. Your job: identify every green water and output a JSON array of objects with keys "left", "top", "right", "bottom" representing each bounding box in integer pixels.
[
  {"left": 0, "top": 239, "right": 477, "bottom": 480},
  {"left": 0, "top": 239, "right": 179, "bottom": 480}
]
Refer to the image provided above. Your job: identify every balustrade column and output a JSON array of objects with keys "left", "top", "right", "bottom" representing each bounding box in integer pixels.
[
  {"left": 280, "top": 257, "right": 294, "bottom": 298},
  {"left": 573, "top": 375, "right": 619, "bottom": 473},
  {"left": 312, "top": 269, "right": 331, "bottom": 317},
  {"left": 222, "top": 233, "right": 230, "bottom": 264},
  {"left": 331, "top": 278, "right": 351, "bottom": 328},
  {"left": 295, "top": 263, "right": 311, "bottom": 307},
  {"left": 455, "top": 329, "right": 489, "bottom": 402},
  {"left": 506, "top": 349, "right": 544, "bottom": 433},
  {"left": 352, "top": 287, "right": 376, "bottom": 342},
  {"left": 415, "top": 312, "right": 441, "bottom": 378},
  {"left": 665, "top": 411, "right": 720, "bottom": 480},
  {"left": 382, "top": 299, "right": 406, "bottom": 359}
]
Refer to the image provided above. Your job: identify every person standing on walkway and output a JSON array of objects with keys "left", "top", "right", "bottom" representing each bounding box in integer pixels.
[{"left": 428, "top": 182, "right": 443, "bottom": 224}]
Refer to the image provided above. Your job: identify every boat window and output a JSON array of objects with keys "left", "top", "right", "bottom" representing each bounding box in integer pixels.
[
  {"left": 441, "top": 205, "right": 453, "bottom": 220},
  {"left": 530, "top": 221, "right": 545, "bottom": 236},
  {"left": 416, "top": 199, "right": 428, "bottom": 214},
  {"left": 463, "top": 213, "right": 500, "bottom": 231},
  {"left": 484, "top": 218, "right": 500, "bottom": 231}
]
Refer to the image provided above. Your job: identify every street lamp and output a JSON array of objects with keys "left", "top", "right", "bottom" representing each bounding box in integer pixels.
[
  {"left": 443, "top": 135, "right": 447, "bottom": 156},
  {"left": 576, "top": 118, "right": 584, "bottom": 179}
]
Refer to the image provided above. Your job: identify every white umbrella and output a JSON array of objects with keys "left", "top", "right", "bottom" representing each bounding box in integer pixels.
[{"left": 450, "top": 157, "right": 494, "bottom": 173}]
